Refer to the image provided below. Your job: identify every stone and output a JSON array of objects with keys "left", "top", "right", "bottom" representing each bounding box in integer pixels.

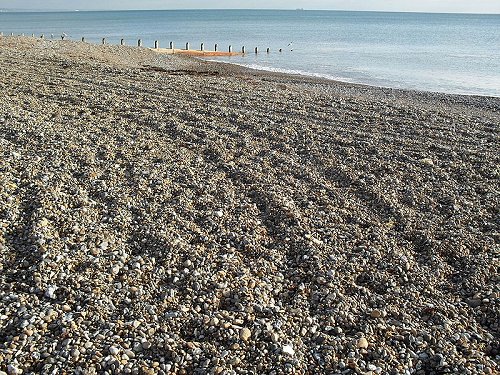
[
  {"left": 282, "top": 344, "right": 295, "bottom": 356},
  {"left": 467, "top": 299, "right": 481, "bottom": 308},
  {"left": 39, "top": 218, "right": 50, "bottom": 227},
  {"left": 7, "top": 365, "right": 21, "bottom": 375},
  {"left": 109, "top": 346, "right": 120, "bottom": 355},
  {"left": 357, "top": 337, "right": 369, "bottom": 349},
  {"left": 370, "top": 309, "right": 382, "bottom": 318},
  {"left": 240, "top": 327, "right": 252, "bottom": 341},
  {"left": 45, "top": 286, "right": 58, "bottom": 299},
  {"left": 419, "top": 158, "right": 434, "bottom": 166},
  {"left": 124, "top": 349, "right": 135, "bottom": 358},
  {"left": 209, "top": 317, "right": 219, "bottom": 326}
]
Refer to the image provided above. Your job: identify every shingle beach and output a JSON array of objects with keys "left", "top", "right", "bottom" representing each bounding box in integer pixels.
[{"left": 0, "top": 37, "right": 498, "bottom": 375}]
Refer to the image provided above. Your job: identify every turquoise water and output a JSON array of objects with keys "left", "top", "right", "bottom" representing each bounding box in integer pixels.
[{"left": 1, "top": 10, "right": 499, "bottom": 96}]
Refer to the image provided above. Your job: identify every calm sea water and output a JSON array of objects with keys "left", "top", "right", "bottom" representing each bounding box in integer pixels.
[{"left": 1, "top": 9, "right": 499, "bottom": 97}]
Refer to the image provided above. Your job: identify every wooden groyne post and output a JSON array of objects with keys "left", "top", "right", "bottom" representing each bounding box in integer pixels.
[
  {"left": 155, "top": 40, "right": 159, "bottom": 49},
  {"left": 242, "top": 46, "right": 245, "bottom": 54},
  {"left": 138, "top": 39, "right": 142, "bottom": 47},
  {"left": 267, "top": 48, "right": 270, "bottom": 53},
  {"left": 255, "top": 47, "right": 258, "bottom": 54},
  {"left": 186, "top": 42, "right": 190, "bottom": 50},
  {"left": 121, "top": 39, "right": 125, "bottom": 46},
  {"left": 214, "top": 44, "right": 218, "bottom": 52},
  {"left": 229, "top": 45, "right": 232, "bottom": 53},
  {"left": 102, "top": 38, "right": 106, "bottom": 45},
  {"left": 200, "top": 43, "right": 204, "bottom": 51},
  {"left": 170, "top": 41, "right": 174, "bottom": 49}
]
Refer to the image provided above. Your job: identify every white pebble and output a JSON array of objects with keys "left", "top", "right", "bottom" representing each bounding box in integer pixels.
[
  {"left": 109, "top": 346, "right": 119, "bottom": 355},
  {"left": 45, "top": 286, "right": 58, "bottom": 299},
  {"left": 282, "top": 344, "right": 295, "bottom": 356}
]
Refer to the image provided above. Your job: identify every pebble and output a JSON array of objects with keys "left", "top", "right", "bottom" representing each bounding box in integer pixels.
[
  {"left": 282, "top": 345, "right": 295, "bottom": 356},
  {"left": 419, "top": 158, "right": 434, "bottom": 166},
  {"left": 240, "top": 327, "right": 252, "bottom": 341},
  {"left": 109, "top": 346, "right": 120, "bottom": 356},
  {"left": 6, "top": 365, "right": 21, "bottom": 375},
  {"left": 467, "top": 299, "right": 482, "bottom": 308},
  {"left": 357, "top": 338, "right": 369, "bottom": 349},
  {"left": 44, "top": 286, "right": 58, "bottom": 299}
]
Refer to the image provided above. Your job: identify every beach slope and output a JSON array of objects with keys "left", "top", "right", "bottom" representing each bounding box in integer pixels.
[{"left": 0, "top": 37, "right": 498, "bottom": 374}]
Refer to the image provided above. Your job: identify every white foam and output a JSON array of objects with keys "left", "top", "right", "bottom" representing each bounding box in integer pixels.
[{"left": 205, "top": 59, "right": 357, "bottom": 83}]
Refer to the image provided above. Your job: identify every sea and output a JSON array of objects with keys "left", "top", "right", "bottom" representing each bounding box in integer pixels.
[{"left": 1, "top": 9, "right": 499, "bottom": 97}]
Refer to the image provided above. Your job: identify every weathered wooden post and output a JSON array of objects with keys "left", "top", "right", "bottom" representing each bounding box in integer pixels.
[
  {"left": 120, "top": 39, "right": 125, "bottom": 45},
  {"left": 102, "top": 38, "right": 106, "bottom": 45},
  {"left": 155, "top": 40, "right": 159, "bottom": 49},
  {"left": 279, "top": 48, "right": 282, "bottom": 53},
  {"left": 186, "top": 42, "right": 190, "bottom": 50},
  {"left": 40, "top": 34, "right": 44, "bottom": 39},
  {"left": 214, "top": 44, "right": 218, "bottom": 52},
  {"left": 200, "top": 43, "right": 204, "bottom": 51},
  {"left": 229, "top": 45, "right": 232, "bottom": 53},
  {"left": 170, "top": 41, "right": 174, "bottom": 49},
  {"left": 138, "top": 39, "right": 142, "bottom": 47},
  {"left": 242, "top": 46, "right": 245, "bottom": 54},
  {"left": 267, "top": 48, "right": 270, "bottom": 53},
  {"left": 82, "top": 37, "right": 85, "bottom": 42},
  {"left": 255, "top": 47, "right": 258, "bottom": 54}
]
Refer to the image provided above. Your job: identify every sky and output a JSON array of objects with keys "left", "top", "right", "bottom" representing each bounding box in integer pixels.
[{"left": 1, "top": 0, "right": 499, "bottom": 14}]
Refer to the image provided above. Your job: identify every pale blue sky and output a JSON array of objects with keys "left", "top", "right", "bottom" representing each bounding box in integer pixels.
[{"left": 1, "top": 0, "right": 499, "bottom": 13}]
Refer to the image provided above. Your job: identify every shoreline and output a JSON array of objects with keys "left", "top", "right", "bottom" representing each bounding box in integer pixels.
[
  {"left": 204, "top": 58, "right": 500, "bottom": 99},
  {"left": 0, "top": 37, "right": 498, "bottom": 374},
  {"left": 2, "top": 35, "right": 500, "bottom": 100}
]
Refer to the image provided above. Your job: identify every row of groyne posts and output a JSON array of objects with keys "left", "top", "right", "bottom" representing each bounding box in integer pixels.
[{"left": 0, "top": 32, "right": 284, "bottom": 54}]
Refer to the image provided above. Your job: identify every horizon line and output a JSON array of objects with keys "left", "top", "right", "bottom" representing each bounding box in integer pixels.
[{"left": 1, "top": 8, "right": 499, "bottom": 15}]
